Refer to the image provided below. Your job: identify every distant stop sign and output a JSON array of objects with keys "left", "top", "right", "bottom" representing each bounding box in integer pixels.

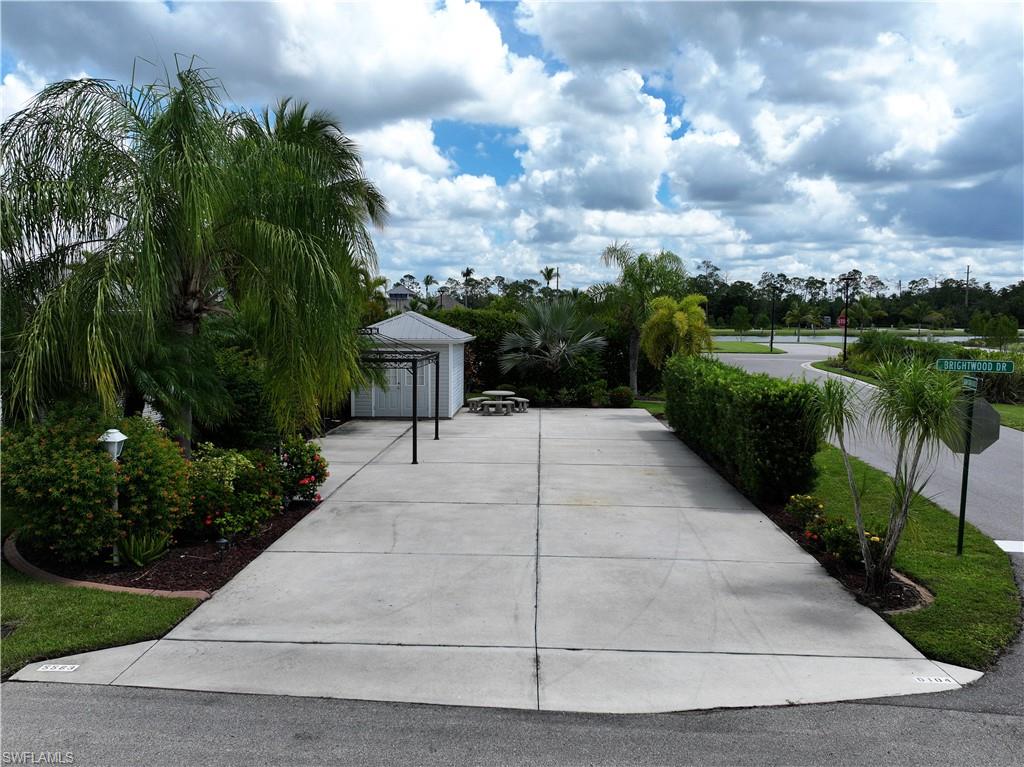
[{"left": 838, "top": 316, "right": 847, "bottom": 328}]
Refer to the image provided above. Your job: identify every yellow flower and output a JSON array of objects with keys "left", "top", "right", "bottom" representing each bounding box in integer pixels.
[{"left": 870, "top": 536, "right": 881, "bottom": 542}]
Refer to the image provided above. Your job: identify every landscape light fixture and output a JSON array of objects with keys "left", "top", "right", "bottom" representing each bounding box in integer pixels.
[
  {"left": 98, "top": 429, "right": 128, "bottom": 566},
  {"left": 216, "top": 538, "right": 229, "bottom": 559},
  {"left": 838, "top": 274, "right": 856, "bottom": 363},
  {"left": 97, "top": 428, "right": 128, "bottom": 460}
]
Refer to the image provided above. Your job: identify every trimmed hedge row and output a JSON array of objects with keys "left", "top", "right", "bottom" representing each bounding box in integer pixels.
[{"left": 664, "top": 355, "right": 821, "bottom": 503}]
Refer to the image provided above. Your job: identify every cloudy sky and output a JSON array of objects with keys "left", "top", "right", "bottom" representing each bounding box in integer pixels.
[{"left": 2, "top": 1, "right": 1022, "bottom": 288}]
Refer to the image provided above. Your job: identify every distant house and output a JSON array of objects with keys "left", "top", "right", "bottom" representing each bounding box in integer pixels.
[
  {"left": 386, "top": 285, "right": 415, "bottom": 312},
  {"left": 437, "top": 293, "right": 464, "bottom": 310},
  {"left": 351, "top": 312, "right": 475, "bottom": 419}
]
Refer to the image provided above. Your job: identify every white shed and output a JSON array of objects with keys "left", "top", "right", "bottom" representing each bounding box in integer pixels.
[{"left": 351, "top": 312, "right": 475, "bottom": 419}]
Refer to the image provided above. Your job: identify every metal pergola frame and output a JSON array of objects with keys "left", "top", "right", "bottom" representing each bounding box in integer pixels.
[{"left": 358, "top": 327, "right": 440, "bottom": 465}]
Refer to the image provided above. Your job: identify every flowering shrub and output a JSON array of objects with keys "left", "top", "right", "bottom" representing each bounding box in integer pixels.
[
  {"left": 279, "top": 435, "right": 328, "bottom": 502},
  {"left": 116, "top": 417, "right": 189, "bottom": 538},
  {"left": 1, "top": 402, "right": 119, "bottom": 564},
  {"left": 785, "top": 494, "right": 825, "bottom": 527},
  {"left": 802, "top": 513, "right": 885, "bottom": 569},
  {"left": 186, "top": 444, "right": 283, "bottom": 539},
  {"left": 609, "top": 386, "right": 634, "bottom": 408}
]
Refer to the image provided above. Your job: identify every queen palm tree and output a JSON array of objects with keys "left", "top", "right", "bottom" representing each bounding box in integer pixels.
[
  {"left": 540, "top": 266, "right": 556, "bottom": 288},
  {"left": 594, "top": 243, "right": 688, "bottom": 394},
  {"left": 901, "top": 301, "right": 931, "bottom": 336},
  {"left": 499, "top": 297, "right": 607, "bottom": 375},
  {"left": 1, "top": 64, "right": 387, "bottom": 453},
  {"left": 423, "top": 274, "right": 437, "bottom": 297}
]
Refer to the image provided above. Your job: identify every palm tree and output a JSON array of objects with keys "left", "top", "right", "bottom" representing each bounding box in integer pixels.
[
  {"left": 857, "top": 296, "right": 887, "bottom": 328},
  {"left": 499, "top": 297, "right": 607, "bottom": 375},
  {"left": 1, "top": 64, "right": 387, "bottom": 453},
  {"left": 783, "top": 306, "right": 805, "bottom": 342},
  {"left": 640, "top": 295, "right": 712, "bottom": 367},
  {"left": 901, "top": 301, "right": 931, "bottom": 336},
  {"left": 540, "top": 266, "right": 556, "bottom": 288},
  {"left": 460, "top": 266, "right": 476, "bottom": 308},
  {"left": 816, "top": 360, "right": 961, "bottom": 595},
  {"left": 595, "top": 242, "right": 688, "bottom": 394},
  {"left": 423, "top": 274, "right": 437, "bottom": 297}
]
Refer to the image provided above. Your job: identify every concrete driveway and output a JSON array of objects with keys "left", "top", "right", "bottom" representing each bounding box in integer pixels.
[{"left": 13, "top": 409, "right": 980, "bottom": 712}]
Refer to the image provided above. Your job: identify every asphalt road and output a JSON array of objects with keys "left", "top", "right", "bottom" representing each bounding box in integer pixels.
[
  {"left": 722, "top": 343, "right": 1024, "bottom": 544},
  {"left": 2, "top": 595, "right": 1023, "bottom": 767}
]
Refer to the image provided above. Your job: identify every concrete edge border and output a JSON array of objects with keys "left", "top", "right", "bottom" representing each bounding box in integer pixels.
[{"left": 3, "top": 534, "right": 210, "bottom": 601}]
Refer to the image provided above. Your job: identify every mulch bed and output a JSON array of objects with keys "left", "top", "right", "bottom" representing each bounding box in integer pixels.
[
  {"left": 17, "top": 501, "right": 320, "bottom": 594},
  {"left": 760, "top": 503, "right": 928, "bottom": 612}
]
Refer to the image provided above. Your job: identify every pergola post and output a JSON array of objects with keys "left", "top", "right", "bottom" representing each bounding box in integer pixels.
[
  {"left": 411, "top": 361, "right": 418, "bottom": 464},
  {"left": 434, "top": 355, "right": 440, "bottom": 440}
]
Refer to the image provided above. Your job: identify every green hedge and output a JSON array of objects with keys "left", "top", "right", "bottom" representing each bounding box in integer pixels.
[
  {"left": 425, "top": 307, "right": 518, "bottom": 389},
  {"left": 664, "top": 355, "right": 821, "bottom": 503}
]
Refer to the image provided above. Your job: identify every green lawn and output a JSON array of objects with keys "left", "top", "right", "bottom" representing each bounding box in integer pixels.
[
  {"left": 713, "top": 328, "right": 969, "bottom": 338},
  {"left": 635, "top": 399, "right": 665, "bottom": 416},
  {"left": 713, "top": 341, "right": 787, "bottom": 354},
  {"left": 993, "top": 404, "right": 1024, "bottom": 431},
  {"left": 810, "top": 360, "right": 881, "bottom": 386},
  {"left": 812, "top": 362, "right": 1024, "bottom": 431},
  {"left": 0, "top": 562, "right": 197, "bottom": 677},
  {"left": 811, "top": 447, "right": 1020, "bottom": 669}
]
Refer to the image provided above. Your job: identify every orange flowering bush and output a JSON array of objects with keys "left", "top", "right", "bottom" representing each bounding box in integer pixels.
[
  {"left": 116, "top": 417, "right": 189, "bottom": 539},
  {"left": 1, "top": 402, "right": 119, "bottom": 564}
]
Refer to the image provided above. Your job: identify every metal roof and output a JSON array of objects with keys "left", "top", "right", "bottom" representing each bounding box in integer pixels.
[{"left": 366, "top": 311, "right": 475, "bottom": 343}]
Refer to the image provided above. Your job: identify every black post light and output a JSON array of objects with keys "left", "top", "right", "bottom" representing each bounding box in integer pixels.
[
  {"left": 839, "top": 274, "right": 856, "bottom": 364},
  {"left": 769, "top": 286, "right": 778, "bottom": 353}
]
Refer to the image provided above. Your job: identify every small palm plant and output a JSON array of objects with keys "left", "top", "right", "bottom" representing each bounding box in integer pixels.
[
  {"left": 498, "top": 297, "right": 607, "bottom": 375},
  {"left": 816, "top": 359, "right": 963, "bottom": 595},
  {"left": 640, "top": 295, "right": 712, "bottom": 367}
]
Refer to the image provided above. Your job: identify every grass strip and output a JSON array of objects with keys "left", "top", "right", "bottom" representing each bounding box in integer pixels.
[
  {"left": 635, "top": 400, "right": 665, "bottom": 416},
  {"left": 992, "top": 403, "right": 1024, "bottom": 431},
  {"left": 713, "top": 341, "right": 787, "bottom": 354},
  {"left": 0, "top": 562, "right": 197, "bottom": 677},
  {"left": 811, "top": 447, "right": 1020, "bottom": 669}
]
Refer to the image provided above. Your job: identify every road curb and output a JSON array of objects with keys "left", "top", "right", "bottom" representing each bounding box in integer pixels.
[{"left": 3, "top": 534, "right": 210, "bottom": 601}]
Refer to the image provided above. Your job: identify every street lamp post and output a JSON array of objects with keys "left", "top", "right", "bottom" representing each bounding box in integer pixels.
[
  {"left": 98, "top": 429, "right": 128, "bottom": 564},
  {"left": 769, "top": 288, "right": 778, "bottom": 353},
  {"left": 839, "top": 275, "right": 855, "bottom": 364}
]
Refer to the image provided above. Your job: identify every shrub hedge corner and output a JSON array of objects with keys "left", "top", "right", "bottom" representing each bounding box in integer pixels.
[{"left": 663, "top": 355, "right": 821, "bottom": 503}]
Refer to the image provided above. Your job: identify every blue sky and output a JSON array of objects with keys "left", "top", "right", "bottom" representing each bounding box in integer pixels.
[{"left": 2, "top": 1, "right": 1022, "bottom": 289}]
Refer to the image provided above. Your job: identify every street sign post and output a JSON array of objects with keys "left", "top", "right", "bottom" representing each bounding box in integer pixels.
[
  {"left": 935, "top": 358, "right": 1015, "bottom": 374},
  {"left": 939, "top": 393, "right": 1001, "bottom": 556},
  {"left": 936, "top": 360, "right": 1011, "bottom": 555}
]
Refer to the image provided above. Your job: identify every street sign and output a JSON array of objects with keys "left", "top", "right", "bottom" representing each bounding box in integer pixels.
[
  {"left": 942, "top": 396, "right": 1000, "bottom": 455},
  {"left": 963, "top": 376, "right": 978, "bottom": 391},
  {"left": 945, "top": 393, "right": 1001, "bottom": 557},
  {"left": 936, "top": 358, "right": 1015, "bottom": 374},
  {"left": 837, "top": 316, "right": 847, "bottom": 328}
]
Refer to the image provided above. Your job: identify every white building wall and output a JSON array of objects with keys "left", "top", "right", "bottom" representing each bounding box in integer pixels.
[
  {"left": 450, "top": 343, "right": 465, "bottom": 416},
  {"left": 351, "top": 343, "right": 462, "bottom": 418}
]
